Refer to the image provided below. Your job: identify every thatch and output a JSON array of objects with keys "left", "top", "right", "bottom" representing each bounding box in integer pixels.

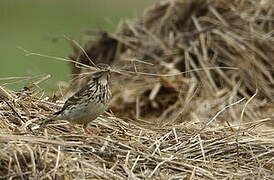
[{"left": 1, "top": 0, "right": 274, "bottom": 179}]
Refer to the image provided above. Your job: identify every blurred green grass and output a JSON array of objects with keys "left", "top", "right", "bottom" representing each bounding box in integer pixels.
[{"left": 0, "top": 0, "right": 157, "bottom": 93}]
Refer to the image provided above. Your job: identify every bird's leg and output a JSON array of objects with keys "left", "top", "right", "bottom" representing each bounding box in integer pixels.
[
  {"left": 83, "top": 123, "right": 92, "bottom": 134},
  {"left": 83, "top": 123, "right": 99, "bottom": 135}
]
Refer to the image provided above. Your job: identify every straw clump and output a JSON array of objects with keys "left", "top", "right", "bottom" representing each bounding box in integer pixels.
[
  {"left": 70, "top": 0, "right": 274, "bottom": 126},
  {"left": 1, "top": 0, "right": 274, "bottom": 179}
]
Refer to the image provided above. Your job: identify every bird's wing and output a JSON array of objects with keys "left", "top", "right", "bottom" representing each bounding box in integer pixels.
[{"left": 54, "top": 83, "right": 96, "bottom": 115}]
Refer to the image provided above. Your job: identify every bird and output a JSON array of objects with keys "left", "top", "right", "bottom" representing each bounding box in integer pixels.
[{"left": 50, "top": 67, "right": 111, "bottom": 133}]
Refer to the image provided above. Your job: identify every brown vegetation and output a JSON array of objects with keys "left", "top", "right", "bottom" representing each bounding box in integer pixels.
[{"left": 1, "top": 0, "right": 274, "bottom": 179}]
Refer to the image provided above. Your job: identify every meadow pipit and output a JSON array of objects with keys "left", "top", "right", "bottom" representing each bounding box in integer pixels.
[{"left": 53, "top": 67, "right": 111, "bottom": 133}]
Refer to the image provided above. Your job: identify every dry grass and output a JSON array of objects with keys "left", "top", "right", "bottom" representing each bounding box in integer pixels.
[
  {"left": 69, "top": 0, "right": 274, "bottom": 125},
  {"left": 0, "top": 88, "right": 274, "bottom": 179},
  {"left": 1, "top": 0, "right": 274, "bottom": 179}
]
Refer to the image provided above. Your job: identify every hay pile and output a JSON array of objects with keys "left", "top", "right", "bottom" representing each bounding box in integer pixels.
[
  {"left": 70, "top": 0, "right": 274, "bottom": 126},
  {"left": 1, "top": 0, "right": 274, "bottom": 179},
  {"left": 0, "top": 86, "right": 274, "bottom": 179}
]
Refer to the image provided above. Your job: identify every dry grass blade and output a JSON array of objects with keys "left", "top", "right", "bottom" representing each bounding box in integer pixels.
[{"left": 17, "top": 46, "right": 92, "bottom": 71}]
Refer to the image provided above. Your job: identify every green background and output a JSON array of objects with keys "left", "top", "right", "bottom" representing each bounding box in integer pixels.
[{"left": 0, "top": 0, "right": 157, "bottom": 93}]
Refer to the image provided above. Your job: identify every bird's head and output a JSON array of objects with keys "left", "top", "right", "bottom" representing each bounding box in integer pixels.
[{"left": 91, "top": 64, "right": 111, "bottom": 84}]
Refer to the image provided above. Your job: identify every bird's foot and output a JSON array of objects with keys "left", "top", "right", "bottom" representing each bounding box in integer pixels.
[{"left": 83, "top": 125, "right": 99, "bottom": 135}]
